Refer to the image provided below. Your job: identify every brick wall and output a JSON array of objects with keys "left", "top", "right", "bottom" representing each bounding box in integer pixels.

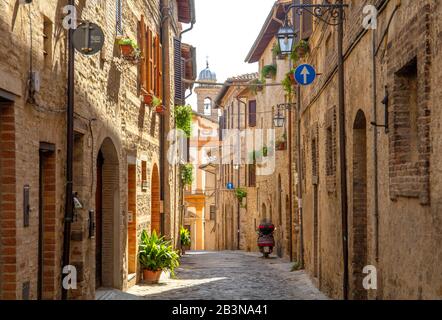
[
  {"left": 0, "top": 102, "right": 17, "bottom": 299},
  {"left": 388, "top": 5, "right": 432, "bottom": 205}
]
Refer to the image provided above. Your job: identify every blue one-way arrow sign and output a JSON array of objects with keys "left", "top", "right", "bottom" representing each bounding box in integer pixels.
[{"left": 294, "top": 64, "right": 316, "bottom": 86}]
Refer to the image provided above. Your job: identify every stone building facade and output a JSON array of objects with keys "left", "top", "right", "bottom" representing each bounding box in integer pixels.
[
  {"left": 215, "top": 63, "right": 295, "bottom": 259},
  {"left": 184, "top": 111, "right": 219, "bottom": 251},
  {"left": 296, "top": 0, "right": 442, "bottom": 299},
  {"left": 0, "top": 0, "right": 195, "bottom": 300},
  {"left": 244, "top": 0, "right": 296, "bottom": 260}
]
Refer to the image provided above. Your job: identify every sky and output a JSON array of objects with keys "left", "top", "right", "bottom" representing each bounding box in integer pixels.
[{"left": 181, "top": 0, "right": 276, "bottom": 109}]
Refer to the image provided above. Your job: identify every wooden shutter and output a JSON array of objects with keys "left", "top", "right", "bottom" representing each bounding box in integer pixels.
[
  {"left": 248, "top": 100, "right": 257, "bottom": 127},
  {"left": 147, "top": 29, "right": 154, "bottom": 93},
  {"left": 302, "top": 0, "right": 313, "bottom": 39},
  {"left": 156, "top": 35, "right": 163, "bottom": 100},
  {"left": 174, "top": 38, "right": 184, "bottom": 104},
  {"left": 248, "top": 164, "right": 256, "bottom": 187},
  {"left": 139, "top": 16, "right": 147, "bottom": 92}
]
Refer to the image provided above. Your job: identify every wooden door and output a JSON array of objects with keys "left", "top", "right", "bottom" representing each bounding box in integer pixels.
[{"left": 95, "top": 151, "right": 104, "bottom": 288}]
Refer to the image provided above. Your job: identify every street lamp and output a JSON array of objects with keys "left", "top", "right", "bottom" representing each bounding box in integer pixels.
[
  {"left": 277, "top": 20, "right": 295, "bottom": 55},
  {"left": 273, "top": 109, "right": 285, "bottom": 128}
]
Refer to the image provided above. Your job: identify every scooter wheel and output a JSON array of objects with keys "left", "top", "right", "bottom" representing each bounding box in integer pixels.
[{"left": 264, "top": 253, "right": 270, "bottom": 259}]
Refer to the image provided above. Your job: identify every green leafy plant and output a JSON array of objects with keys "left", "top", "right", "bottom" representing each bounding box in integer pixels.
[
  {"left": 262, "top": 64, "right": 277, "bottom": 79},
  {"left": 249, "top": 79, "right": 265, "bottom": 94},
  {"left": 175, "top": 105, "right": 193, "bottom": 138},
  {"left": 282, "top": 68, "right": 296, "bottom": 95},
  {"left": 262, "top": 146, "right": 269, "bottom": 157},
  {"left": 181, "top": 164, "right": 194, "bottom": 186},
  {"left": 272, "top": 42, "right": 282, "bottom": 58},
  {"left": 291, "top": 40, "right": 310, "bottom": 63},
  {"left": 117, "top": 37, "right": 139, "bottom": 50},
  {"left": 180, "top": 226, "right": 191, "bottom": 247},
  {"left": 138, "top": 230, "right": 180, "bottom": 277},
  {"left": 234, "top": 187, "right": 248, "bottom": 208},
  {"left": 152, "top": 95, "right": 162, "bottom": 108}
]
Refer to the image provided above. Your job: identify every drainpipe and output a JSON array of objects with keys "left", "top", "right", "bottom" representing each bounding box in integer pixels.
[
  {"left": 337, "top": 0, "right": 349, "bottom": 300},
  {"left": 62, "top": 0, "right": 75, "bottom": 300},
  {"left": 236, "top": 97, "right": 247, "bottom": 250},
  {"left": 296, "top": 85, "right": 304, "bottom": 267},
  {"left": 372, "top": 24, "right": 380, "bottom": 264}
]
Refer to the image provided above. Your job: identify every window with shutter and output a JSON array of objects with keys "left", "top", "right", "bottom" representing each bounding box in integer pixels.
[
  {"left": 302, "top": 0, "right": 313, "bottom": 39},
  {"left": 147, "top": 30, "right": 154, "bottom": 93},
  {"left": 139, "top": 16, "right": 147, "bottom": 92},
  {"left": 156, "top": 36, "right": 163, "bottom": 100},
  {"left": 248, "top": 100, "right": 257, "bottom": 127},
  {"left": 116, "top": 0, "right": 123, "bottom": 36},
  {"left": 174, "top": 38, "right": 184, "bottom": 104},
  {"left": 249, "top": 164, "right": 256, "bottom": 187}
]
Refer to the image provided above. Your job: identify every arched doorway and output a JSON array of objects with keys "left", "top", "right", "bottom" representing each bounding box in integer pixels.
[
  {"left": 95, "top": 138, "right": 120, "bottom": 289},
  {"left": 352, "top": 110, "right": 368, "bottom": 300},
  {"left": 151, "top": 164, "right": 161, "bottom": 235}
]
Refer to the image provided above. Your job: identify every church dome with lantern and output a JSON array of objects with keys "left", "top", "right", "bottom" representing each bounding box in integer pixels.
[{"left": 198, "top": 59, "right": 217, "bottom": 83}]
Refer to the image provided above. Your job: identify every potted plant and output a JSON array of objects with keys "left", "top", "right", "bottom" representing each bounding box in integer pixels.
[
  {"left": 291, "top": 40, "right": 310, "bottom": 63},
  {"left": 152, "top": 96, "right": 165, "bottom": 113},
  {"left": 144, "top": 93, "right": 153, "bottom": 105},
  {"left": 138, "top": 230, "right": 180, "bottom": 284},
  {"left": 272, "top": 42, "right": 284, "bottom": 60},
  {"left": 234, "top": 187, "right": 247, "bottom": 208},
  {"left": 276, "top": 134, "right": 287, "bottom": 151},
  {"left": 249, "top": 79, "right": 265, "bottom": 94},
  {"left": 180, "top": 226, "right": 191, "bottom": 255},
  {"left": 117, "top": 37, "right": 141, "bottom": 62},
  {"left": 261, "top": 64, "right": 277, "bottom": 79}
]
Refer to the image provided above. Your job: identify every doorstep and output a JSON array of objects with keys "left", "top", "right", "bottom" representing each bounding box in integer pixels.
[{"left": 128, "top": 273, "right": 136, "bottom": 288}]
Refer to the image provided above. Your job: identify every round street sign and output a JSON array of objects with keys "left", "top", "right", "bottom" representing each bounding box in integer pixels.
[
  {"left": 294, "top": 64, "right": 317, "bottom": 86},
  {"left": 73, "top": 22, "right": 105, "bottom": 56}
]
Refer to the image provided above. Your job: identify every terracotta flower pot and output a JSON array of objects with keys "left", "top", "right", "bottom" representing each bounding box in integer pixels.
[
  {"left": 144, "top": 94, "right": 153, "bottom": 105},
  {"left": 143, "top": 269, "right": 162, "bottom": 284},
  {"left": 155, "top": 105, "right": 165, "bottom": 113},
  {"left": 296, "top": 46, "right": 309, "bottom": 58},
  {"left": 120, "top": 44, "right": 134, "bottom": 57}
]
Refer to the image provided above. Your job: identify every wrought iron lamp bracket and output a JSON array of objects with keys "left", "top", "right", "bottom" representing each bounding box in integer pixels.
[{"left": 285, "top": 3, "right": 349, "bottom": 27}]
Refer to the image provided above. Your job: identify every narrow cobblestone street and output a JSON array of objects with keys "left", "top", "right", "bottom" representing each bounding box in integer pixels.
[{"left": 96, "top": 251, "right": 328, "bottom": 300}]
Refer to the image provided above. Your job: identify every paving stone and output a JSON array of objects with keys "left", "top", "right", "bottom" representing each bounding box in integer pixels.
[{"left": 96, "top": 251, "right": 329, "bottom": 300}]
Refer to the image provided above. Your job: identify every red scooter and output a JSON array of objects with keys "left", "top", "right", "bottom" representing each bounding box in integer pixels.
[{"left": 257, "top": 222, "right": 275, "bottom": 258}]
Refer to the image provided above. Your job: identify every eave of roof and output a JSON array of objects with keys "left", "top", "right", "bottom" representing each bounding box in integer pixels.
[
  {"left": 177, "top": 0, "right": 196, "bottom": 24},
  {"left": 245, "top": 1, "right": 290, "bottom": 63},
  {"left": 214, "top": 73, "right": 259, "bottom": 107},
  {"left": 192, "top": 111, "right": 219, "bottom": 124}
]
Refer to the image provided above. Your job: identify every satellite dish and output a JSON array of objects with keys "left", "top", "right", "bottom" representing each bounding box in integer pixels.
[{"left": 72, "top": 22, "right": 105, "bottom": 56}]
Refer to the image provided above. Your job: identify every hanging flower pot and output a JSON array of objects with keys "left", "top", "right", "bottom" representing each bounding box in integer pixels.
[
  {"left": 117, "top": 37, "right": 141, "bottom": 63},
  {"left": 293, "top": 40, "right": 310, "bottom": 61},
  {"left": 144, "top": 94, "right": 153, "bottom": 105},
  {"left": 120, "top": 44, "right": 134, "bottom": 56},
  {"left": 155, "top": 105, "right": 166, "bottom": 114}
]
